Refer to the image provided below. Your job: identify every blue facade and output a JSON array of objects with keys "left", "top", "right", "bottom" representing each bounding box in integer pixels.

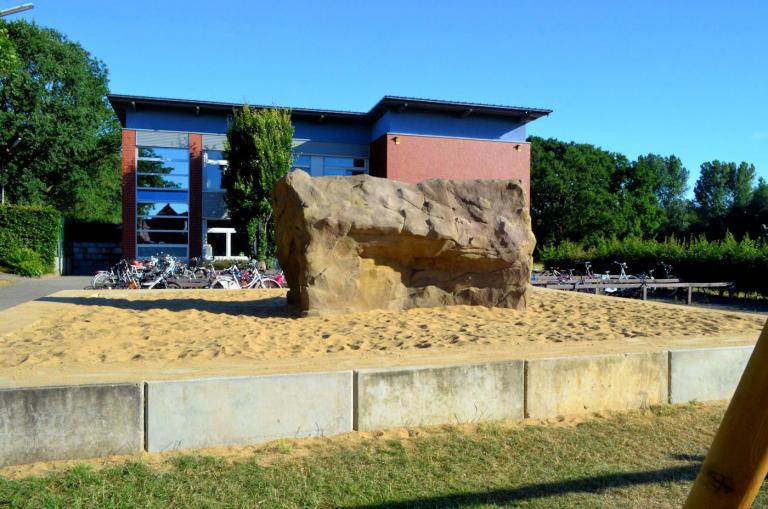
[
  {"left": 126, "top": 109, "right": 228, "bottom": 134},
  {"left": 370, "top": 111, "right": 526, "bottom": 142},
  {"left": 125, "top": 102, "right": 530, "bottom": 145}
]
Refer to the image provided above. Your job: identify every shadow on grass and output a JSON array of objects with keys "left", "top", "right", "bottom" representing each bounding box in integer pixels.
[
  {"left": 35, "top": 295, "right": 300, "bottom": 318},
  {"left": 344, "top": 464, "right": 699, "bottom": 508}
]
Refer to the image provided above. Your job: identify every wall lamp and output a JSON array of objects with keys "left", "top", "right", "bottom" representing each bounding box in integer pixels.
[{"left": 393, "top": 136, "right": 401, "bottom": 145}]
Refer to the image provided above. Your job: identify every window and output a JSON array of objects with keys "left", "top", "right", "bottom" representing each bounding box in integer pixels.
[
  {"left": 323, "top": 157, "right": 367, "bottom": 176},
  {"left": 204, "top": 150, "right": 226, "bottom": 191},
  {"left": 136, "top": 146, "right": 189, "bottom": 258},
  {"left": 137, "top": 147, "right": 189, "bottom": 189}
]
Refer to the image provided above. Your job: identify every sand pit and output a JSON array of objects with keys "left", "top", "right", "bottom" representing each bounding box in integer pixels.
[{"left": 0, "top": 287, "right": 764, "bottom": 387}]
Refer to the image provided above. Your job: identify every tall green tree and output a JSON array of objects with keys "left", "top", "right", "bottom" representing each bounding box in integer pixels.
[
  {"left": 618, "top": 154, "right": 663, "bottom": 237},
  {"left": 0, "top": 20, "right": 120, "bottom": 222},
  {"left": 633, "top": 154, "right": 691, "bottom": 236},
  {"left": 223, "top": 105, "right": 293, "bottom": 261},
  {"left": 693, "top": 160, "right": 755, "bottom": 225},
  {"left": 530, "top": 136, "right": 640, "bottom": 246}
]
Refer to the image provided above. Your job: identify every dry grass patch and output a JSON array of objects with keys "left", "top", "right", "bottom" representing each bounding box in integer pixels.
[{"left": 2, "top": 403, "right": 764, "bottom": 508}]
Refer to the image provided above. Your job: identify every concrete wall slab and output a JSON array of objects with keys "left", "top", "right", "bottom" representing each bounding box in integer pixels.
[
  {"left": 525, "top": 352, "right": 668, "bottom": 418},
  {"left": 355, "top": 361, "right": 524, "bottom": 431},
  {"left": 145, "top": 371, "right": 353, "bottom": 452},
  {"left": 0, "top": 383, "right": 143, "bottom": 467},
  {"left": 669, "top": 346, "right": 753, "bottom": 404}
]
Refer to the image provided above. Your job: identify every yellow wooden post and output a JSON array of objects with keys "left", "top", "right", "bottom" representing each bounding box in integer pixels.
[{"left": 684, "top": 320, "right": 768, "bottom": 508}]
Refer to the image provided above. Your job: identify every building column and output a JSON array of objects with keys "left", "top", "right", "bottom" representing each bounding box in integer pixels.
[
  {"left": 188, "top": 134, "right": 203, "bottom": 258},
  {"left": 121, "top": 129, "right": 136, "bottom": 259}
]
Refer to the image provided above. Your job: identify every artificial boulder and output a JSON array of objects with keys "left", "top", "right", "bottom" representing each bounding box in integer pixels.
[{"left": 272, "top": 170, "right": 535, "bottom": 315}]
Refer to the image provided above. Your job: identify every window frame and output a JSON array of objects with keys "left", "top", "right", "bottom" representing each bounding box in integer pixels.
[
  {"left": 135, "top": 145, "right": 191, "bottom": 259},
  {"left": 136, "top": 146, "right": 190, "bottom": 191}
]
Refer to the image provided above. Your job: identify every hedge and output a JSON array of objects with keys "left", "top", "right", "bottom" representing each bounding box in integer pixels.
[
  {"left": 0, "top": 204, "right": 61, "bottom": 273},
  {"left": 539, "top": 234, "right": 768, "bottom": 296}
]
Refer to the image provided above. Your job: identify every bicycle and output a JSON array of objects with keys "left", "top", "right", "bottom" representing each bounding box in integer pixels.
[
  {"left": 230, "top": 261, "right": 282, "bottom": 289},
  {"left": 604, "top": 261, "right": 637, "bottom": 296}
]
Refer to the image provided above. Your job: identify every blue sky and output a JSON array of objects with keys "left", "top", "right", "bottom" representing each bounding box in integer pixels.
[{"left": 10, "top": 0, "right": 768, "bottom": 190}]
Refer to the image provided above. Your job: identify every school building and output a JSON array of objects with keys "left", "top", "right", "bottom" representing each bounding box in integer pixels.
[{"left": 108, "top": 94, "right": 551, "bottom": 259}]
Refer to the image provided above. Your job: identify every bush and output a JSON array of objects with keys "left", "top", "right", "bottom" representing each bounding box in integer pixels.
[
  {"left": 539, "top": 234, "right": 768, "bottom": 296},
  {"left": 0, "top": 204, "right": 60, "bottom": 274},
  {"left": 3, "top": 245, "right": 46, "bottom": 277}
]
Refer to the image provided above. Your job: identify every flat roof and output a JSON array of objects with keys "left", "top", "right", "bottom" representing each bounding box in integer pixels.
[{"left": 108, "top": 94, "right": 552, "bottom": 126}]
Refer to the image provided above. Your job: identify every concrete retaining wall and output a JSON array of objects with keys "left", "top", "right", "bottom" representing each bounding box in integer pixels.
[
  {"left": 355, "top": 361, "right": 524, "bottom": 431},
  {"left": 669, "top": 346, "right": 753, "bottom": 404},
  {"left": 525, "top": 352, "right": 668, "bottom": 419},
  {"left": 1, "top": 344, "right": 757, "bottom": 467},
  {"left": 0, "top": 383, "right": 143, "bottom": 467},
  {"left": 145, "top": 371, "right": 353, "bottom": 452}
]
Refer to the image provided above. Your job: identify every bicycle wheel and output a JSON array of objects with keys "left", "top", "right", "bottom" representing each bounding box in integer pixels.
[
  {"left": 91, "top": 273, "right": 115, "bottom": 289},
  {"left": 258, "top": 278, "right": 282, "bottom": 289}
]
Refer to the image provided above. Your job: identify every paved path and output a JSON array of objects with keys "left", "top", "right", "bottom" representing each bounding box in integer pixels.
[{"left": 0, "top": 275, "right": 92, "bottom": 311}]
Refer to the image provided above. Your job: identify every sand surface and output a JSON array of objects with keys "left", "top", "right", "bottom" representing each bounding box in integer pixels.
[{"left": 0, "top": 287, "right": 764, "bottom": 387}]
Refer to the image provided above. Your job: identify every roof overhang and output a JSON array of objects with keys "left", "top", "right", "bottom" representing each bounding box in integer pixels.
[
  {"left": 107, "top": 94, "right": 367, "bottom": 127},
  {"left": 107, "top": 94, "right": 552, "bottom": 128},
  {"left": 370, "top": 96, "right": 552, "bottom": 123}
]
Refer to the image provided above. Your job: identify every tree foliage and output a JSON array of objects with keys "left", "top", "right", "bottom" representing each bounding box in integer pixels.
[
  {"left": 530, "top": 136, "right": 763, "bottom": 247},
  {"left": 0, "top": 23, "right": 17, "bottom": 74},
  {"left": 0, "top": 20, "right": 120, "bottom": 222},
  {"left": 529, "top": 137, "right": 692, "bottom": 246},
  {"left": 693, "top": 161, "right": 754, "bottom": 221},
  {"left": 223, "top": 105, "right": 293, "bottom": 260},
  {"left": 530, "top": 137, "right": 624, "bottom": 246}
]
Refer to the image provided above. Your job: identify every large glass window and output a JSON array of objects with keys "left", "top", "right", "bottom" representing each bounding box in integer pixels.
[
  {"left": 136, "top": 145, "right": 189, "bottom": 258},
  {"left": 204, "top": 150, "right": 226, "bottom": 191},
  {"left": 137, "top": 147, "right": 189, "bottom": 189}
]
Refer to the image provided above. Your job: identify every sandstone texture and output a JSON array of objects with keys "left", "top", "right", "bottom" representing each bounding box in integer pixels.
[{"left": 272, "top": 170, "right": 535, "bottom": 315}]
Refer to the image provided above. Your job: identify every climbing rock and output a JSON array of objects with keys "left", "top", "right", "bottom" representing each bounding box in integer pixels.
[{"left": 272, "top": 170, "right": 535, "bottom": 315}]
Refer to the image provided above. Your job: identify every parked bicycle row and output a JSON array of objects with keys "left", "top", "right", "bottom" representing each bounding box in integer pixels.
[
  {"left": 533, "top": 260, "right": 681, "bottom": 299},
  {"left": 534, "top": 260, "right": 677, "bottom": 283},
  {"left": 90, "top": 254, "right": 285, "bottom": 290}
]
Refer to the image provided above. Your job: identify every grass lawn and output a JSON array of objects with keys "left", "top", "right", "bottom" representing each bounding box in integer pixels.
[{"left": 1, "top": 403, "right": 765, "bottom": 508}]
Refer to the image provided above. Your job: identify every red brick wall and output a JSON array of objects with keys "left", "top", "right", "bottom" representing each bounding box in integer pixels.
[
  {"left": 188, "top": 133, "right": 203, "bottom": 258},
  {"left": 377, "top": 134, "right": 531, "bottom": 200},
  {"left": 121, "top": 129, "right": 136, "bottom": 259}
]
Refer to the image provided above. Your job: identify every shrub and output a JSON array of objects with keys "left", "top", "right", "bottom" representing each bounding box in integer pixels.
[
  {"left": 0, "top": 204, "right": 60, "bottom": 274},
  {"left": 3, "top": 245, "right": 46, "bottom": 277}
]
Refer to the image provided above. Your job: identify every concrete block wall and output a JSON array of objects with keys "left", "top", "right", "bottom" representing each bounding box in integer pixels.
[
  {"left": 669, "top": 346, "right": 754, "bottom": 404},
  {"left": 0, "top": 345, "right": 755, "bottom": 467},
  {"left": 355, "top": 361, "right": 524, "bottom": 431},
  {"left": 0, "top": 384, "right": 143, "bottom": 467},
  {"left": 525, "top": 352, "right": 668, "bottom": 418},
  {"left": 145, "top": 372, "right": 353, "bottom": 452}
]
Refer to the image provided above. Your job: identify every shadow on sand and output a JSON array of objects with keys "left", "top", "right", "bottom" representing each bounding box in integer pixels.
[
  {"left": 36, "top": 294, "right": 301, "bottom": 319},
  {"left": 342, "top": 463, "right": 700, "bottom": 508}
]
